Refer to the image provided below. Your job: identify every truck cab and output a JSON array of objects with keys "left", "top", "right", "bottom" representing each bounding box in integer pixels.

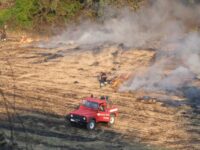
[{"left": 66, "top": 97, "right": 118, "bottom": 130}]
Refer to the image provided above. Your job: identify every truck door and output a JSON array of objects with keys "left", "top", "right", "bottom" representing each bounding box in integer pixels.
[{"left": 97, "top": 104, "right": 110, "bottom": 122}]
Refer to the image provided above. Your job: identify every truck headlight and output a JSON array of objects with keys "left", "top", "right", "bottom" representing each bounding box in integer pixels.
[
  {"left": 83, "top": 117, "right": 86, "bottom": 120},
  {"left": 70, "top": 114, "right": 73, "bottom": 118}
]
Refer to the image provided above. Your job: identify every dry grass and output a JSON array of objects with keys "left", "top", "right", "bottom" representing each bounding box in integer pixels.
[{"left": 0, "top": 38, "right": 199, "bottom": 150}]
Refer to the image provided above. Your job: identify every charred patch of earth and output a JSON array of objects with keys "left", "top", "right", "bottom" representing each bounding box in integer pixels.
[{"left": 0, "top": 109, "right": 154, "bottom": 150}]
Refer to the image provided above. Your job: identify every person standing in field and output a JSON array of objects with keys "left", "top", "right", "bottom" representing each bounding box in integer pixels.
[{"left": 99, "top": 72, "right": 107, "bottom": 88}]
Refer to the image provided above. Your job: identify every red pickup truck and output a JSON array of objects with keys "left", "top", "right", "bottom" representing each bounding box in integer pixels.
[{"left": 66, "top": 97, "right": 118, "bottom": 130}]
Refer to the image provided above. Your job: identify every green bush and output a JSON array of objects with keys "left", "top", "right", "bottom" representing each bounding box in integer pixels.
[
  {"left": 0, "top": 0, "right": 82, "bottom": 29},
  {"left": 0, "top": 0, "right": 36, "bottom": 28},
  {"left": 11, "top": 0, "right": 36, "bottom": 28},
  {"left": 0, "top": 0, "right": 144, "bottom": 30}
]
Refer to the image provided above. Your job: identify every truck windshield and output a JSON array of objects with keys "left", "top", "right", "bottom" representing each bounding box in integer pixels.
[{"left": 82, "top": 100, "right": 99, "bottom": 110}]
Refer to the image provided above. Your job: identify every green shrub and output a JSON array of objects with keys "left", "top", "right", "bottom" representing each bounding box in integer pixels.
[
  {"left": 0, "top": 0, "right": 82, "bottom": 29},
  {"left": 0, "top": 0, "right": 37, "bottom": 28},
  {"left": 11, "top": 0, "right": 36, "bottom": 28},
  {"left": 0, "top": 0, "right": 144, "bottom": 30}
]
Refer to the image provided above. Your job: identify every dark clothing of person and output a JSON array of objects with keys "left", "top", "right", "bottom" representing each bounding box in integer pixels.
[{"left": 99, "top": 72, "right": 107, "bottom": 88}]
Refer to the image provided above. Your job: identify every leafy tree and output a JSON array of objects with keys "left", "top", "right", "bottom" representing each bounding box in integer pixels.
[{"left": 0, "top": 0, "right": 144, "bottom": 30}]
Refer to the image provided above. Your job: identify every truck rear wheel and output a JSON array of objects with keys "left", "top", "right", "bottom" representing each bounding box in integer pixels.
[
  {"left": 65, "top": 115, "right": 72, "bottom": 127},
  {"left": 108, "top": 114, "right": 115, "bottom": 126},
  {"left": 87, "top": 120, "right": 96, "bottom": 130}
]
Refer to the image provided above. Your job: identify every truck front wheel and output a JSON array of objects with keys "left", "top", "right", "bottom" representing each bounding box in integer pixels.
[
  {"left": 108, "top": 114, "right": 115, "bottom": 126},
  {"left": 87, "top": 120, "right": 96, "bottom": 130},
  {"left": 65, "top": 115, "right": 71, "bottom": 126}
]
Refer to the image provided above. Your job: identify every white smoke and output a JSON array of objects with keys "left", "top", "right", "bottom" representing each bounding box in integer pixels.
[
  {"left": 118, "top": 1, "right": 200, "bottom": 92},
  {"left": 39, "top": 0, "right": 200, "bottom": 92},
  {"left": 40, "top": 1, "right": 200, "bottom": 49},
  {"left": 121, "top": 32, "right": 200, "bottom": 92}
]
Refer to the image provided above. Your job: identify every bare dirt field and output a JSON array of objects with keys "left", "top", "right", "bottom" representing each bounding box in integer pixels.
[{"left": 0, "top": 38, "right": 199, "bottom": 150}]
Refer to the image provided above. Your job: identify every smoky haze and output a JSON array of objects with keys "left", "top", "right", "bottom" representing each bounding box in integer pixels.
[
  {"left": 39, "top": 0, "right": 200, "bottom": 93},
  {"left": 120, "top": 32, "right": 200, "bottom": 92}
]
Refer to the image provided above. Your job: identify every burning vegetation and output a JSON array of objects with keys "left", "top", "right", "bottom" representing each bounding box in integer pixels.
[{"left": 0, "top": 0, "right": 200, "bottom": 150}]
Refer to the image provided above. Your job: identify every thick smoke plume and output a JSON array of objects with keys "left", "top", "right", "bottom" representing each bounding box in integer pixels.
[
  {"left": 40, "top": 0, "right": 200, "bottom": 93},
  {"left": 120, "top": 32, "right": 200, "bottom": 92},
  {"left": 39, "top": 1, "right": 200, "bottom": 49}
]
